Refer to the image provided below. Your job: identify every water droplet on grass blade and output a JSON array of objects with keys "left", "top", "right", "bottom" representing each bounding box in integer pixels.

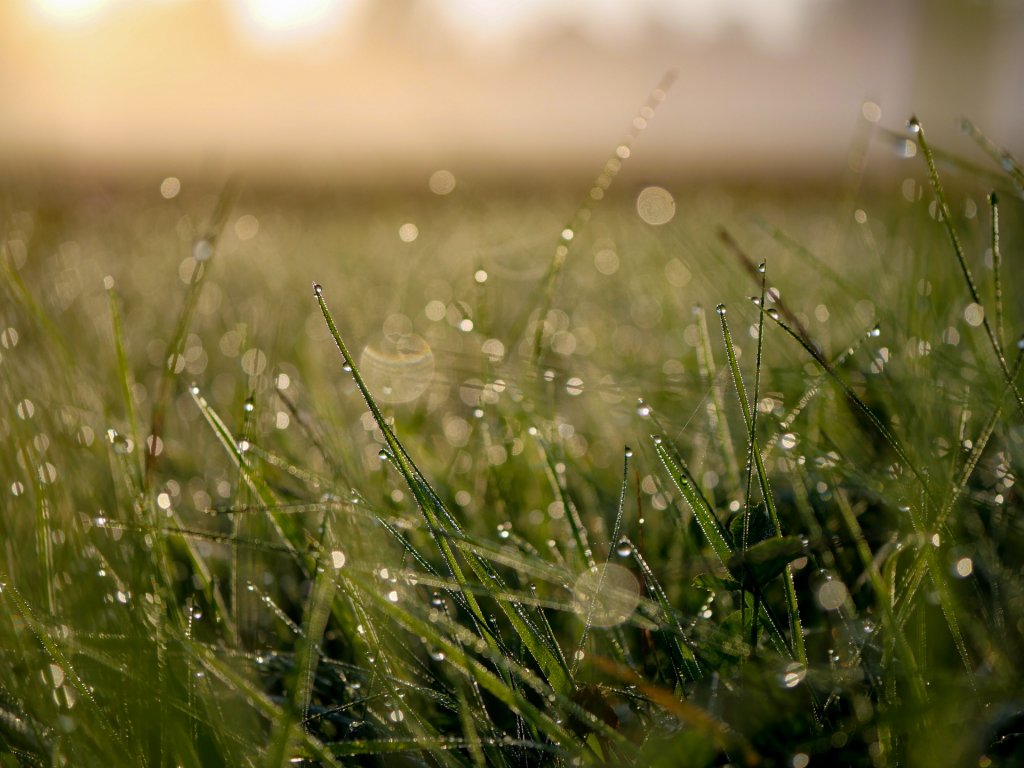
[
  {"left": 653, "top": 435, "right": 662, "bottom": 445},
  {"left": 312, "top": 282, "right": 322, "bottom": 296},
  {"left": 636, "top": 399, "right": 651, "bottom": 418},
  {"left": 624, "top": 447, "right": 633, "bottom": 458},
  {"left": 193, "top": 239, "right": 212, "bottom": 263},
  {"left": 767, "top": 308, "right": 779, "bottom": 320},
  {"left": 716, "top": 304, "right": 726, "bottom": 316},
  {"left": 616, "top": 540, "right": 632, "bottom": 557},
  {"left": 758, "top": 262, "right": 766, "bottom": 273}
]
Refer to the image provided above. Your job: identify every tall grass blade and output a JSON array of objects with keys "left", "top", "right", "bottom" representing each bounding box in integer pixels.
[
  {"left": 911, "top": 117, "right": 1024, "bottom": 420},
  {"left": 522, "top": 69, "right": 680, "bottom": 366},
  {"left": 106, "top": 284, "right": 145, "bottom": 484},
  {"left": 145, "top": 178, "right": 238, "bottom": 484},
  {"left": 717, "top": 305, "right": 805, "bottom": 664},
  {"left": 313, "top": 283, "right": 574, "bottom": 697},
  {"left": 694, "top": 304, "right": 742, "bottom": 498}
]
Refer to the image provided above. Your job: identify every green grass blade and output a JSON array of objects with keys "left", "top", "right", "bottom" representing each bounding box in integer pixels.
[
  {"left": 654, "top": 441, "right": 733, "bottom": 568},
  {"left": 313, "top": 283, "right": 574, "bottom": 696},
  {"left": 145, "top": 178, "right": 238, "bottom": 485},
  {"left": 718, "top": 305, "right": 805, "bottom": 664},
  {"left": 958, "top": 118, "right": 1024, "bottom": 188},
  {"left": 694, "top": 304, "right": 742, "bottom": 497},
  {"left": 832, "top": 487, "right": 928, "bottom": 704},
  {"left": 989, "top": 192, "right": 1003, "bottom": 355},
  {"left": 517, "top": 69, "right": 680, "bottom": 365},
  {"left": 106, "top": 284, "right": 145, "bottom": 484},
  {"left": 912, "top": 118, "right": 1024, "bottom": 422}
]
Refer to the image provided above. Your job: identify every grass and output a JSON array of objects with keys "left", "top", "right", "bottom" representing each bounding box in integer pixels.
[{"left": 2, "top": 93, "right": 1024, "bottom": 768}]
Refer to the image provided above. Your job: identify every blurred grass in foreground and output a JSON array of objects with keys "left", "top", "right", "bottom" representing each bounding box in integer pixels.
[{"left": 2, "top": 112, "right": 1024, "bottom": 768}]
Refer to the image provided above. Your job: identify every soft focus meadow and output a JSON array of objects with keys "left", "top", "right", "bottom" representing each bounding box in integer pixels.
[{"left": 2, "top": 105, "right": 1024, "bottom": 768}]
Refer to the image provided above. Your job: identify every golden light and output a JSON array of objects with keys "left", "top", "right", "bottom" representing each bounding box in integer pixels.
[
  {"left": 34, "top": 0, "right": 113, "bottom": 21},
  {"left": 229, "top": 0, "right": 352, "bottom": 41}
]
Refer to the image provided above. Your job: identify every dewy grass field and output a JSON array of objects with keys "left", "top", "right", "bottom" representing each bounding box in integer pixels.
[{"left": 2, "top": 84, "right": 1024, "bottom": 768}]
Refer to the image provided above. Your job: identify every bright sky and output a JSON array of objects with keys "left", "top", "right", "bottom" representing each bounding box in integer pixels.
[
  {"left": 8, "top": 0, "right": 1020, "bottom": 180},
  {"left": 31, "top": 0, "right": 824, "bottom": 50}
]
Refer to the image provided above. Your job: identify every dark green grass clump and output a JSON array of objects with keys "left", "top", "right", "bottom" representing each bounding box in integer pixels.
[{"left": 2, "top": 103, "right": 1024, "bottom": 768}]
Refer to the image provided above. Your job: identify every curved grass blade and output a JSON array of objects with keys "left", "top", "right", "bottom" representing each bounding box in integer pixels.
[
  {"left": 751, "top": 302, "right": 941, "bottom": 514},
  {"left": 718, "top": 305, "right": 805, "bottom": 665},
  {"left": 106, "top": 284, "right": 145, "bottom": 484},
  {"left": 693, "top": 304, "right": 742, "bottom": 498},
  {"left": 654, "top": 441, "right": 732, "bottom": 567},
  {"left": 1, "top": 581, "right": 124, "bottom": 754},
  {"left": 572, "top": 448, "right": 631, "bottom": 675},
  {"left": 831, "top": 486, "right": 928, "bottom": 704},
  {"left": 624, "top": 537, "right": 702, "bottom": 685},
  {"left": 313, "top": 283, "right": 574, "bottom": 697},
  {"left": 520, "top": 68, "right": 680, "bottom": 366},
  {"left": 958, "top": 118, "right": 1024, "bottom": 188},
  {"left": 912, "top": 118, "right": 1024, "bottom": 421},
  {"left": 145, "top": 178, "right": 239, "bottom": 484}
]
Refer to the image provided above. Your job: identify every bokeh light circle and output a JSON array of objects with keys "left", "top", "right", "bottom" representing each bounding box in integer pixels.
[
  {"left": 359, "top": 333, "right": 434, "bottom": 403},
  {"left": 572, "top": 563, "right": 640, "bottom": 627},
  {"left": 430, "top": 170, "right": 456, "bottom": 195},
  {"left": 817, "top": 580, "right": 847, "bottom": 611},
  {"left": 637, "top": 186, "right": 676, "bottom": 225}
]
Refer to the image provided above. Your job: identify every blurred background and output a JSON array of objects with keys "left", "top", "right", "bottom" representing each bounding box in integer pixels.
[{"left": 1, "top": 0, "right": 1022, "bottom": 186}]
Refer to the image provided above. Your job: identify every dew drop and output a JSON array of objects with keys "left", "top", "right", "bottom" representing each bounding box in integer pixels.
[
  {"left": 758, "top": 262, "right": 766, "bottom": 273},
  {"left": 751, "top": 297, "right": 761, "bottom": 307},
  {"left": 190, "top": 385, "right": 200, "bottom": 395},
  {"left": 312, "top": 282, "right": 323, "bottom": 296},
  {"left": 907, "top": 116, "right": 921, "bottom": 133},
  {"left": 652, "top": 435, "right": 662, "bottom": 445},
  {"left": 767, "top": 308, "right": 779, "bottom": 320},
  {"left": 624, "top": 447, "right": 633, "bottom": 458},
  {"left": 636, "top": 399, "right": 652, "bottom": 419},
  {"left": 616, "top": 540, "right": 632, "bottom": 558},
  {"left": 244, "top": 401, "right": 254, "bottom": 412},
  {"left": 193, "top": 239, "right": 213, "bottom": 263},
  {"left": 342, "top": 363, "right": 352, "bottom": 372},
  {"left": 379, "top": 449, "right": 389, "bottom": 462},
  {"left": 716, "top": 303, "right": 727, "bottom": 316}
]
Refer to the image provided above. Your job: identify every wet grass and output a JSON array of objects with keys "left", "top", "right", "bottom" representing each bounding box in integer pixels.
[{"left": 2, "top": 108, "right": 1024, "bottom": 768}]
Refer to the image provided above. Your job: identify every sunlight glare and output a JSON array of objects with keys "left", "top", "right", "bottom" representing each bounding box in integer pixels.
[
  {"left": 35, "top": 0, "right": 112, "bottom": 21},
  {"left": 232, "top": 0, "right": 350, "bottom": 41}
]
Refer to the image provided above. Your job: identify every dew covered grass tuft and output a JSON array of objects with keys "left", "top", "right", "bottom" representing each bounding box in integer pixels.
[{"left": 2, "top": 97, "right": 1024, "bottom": 767}]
